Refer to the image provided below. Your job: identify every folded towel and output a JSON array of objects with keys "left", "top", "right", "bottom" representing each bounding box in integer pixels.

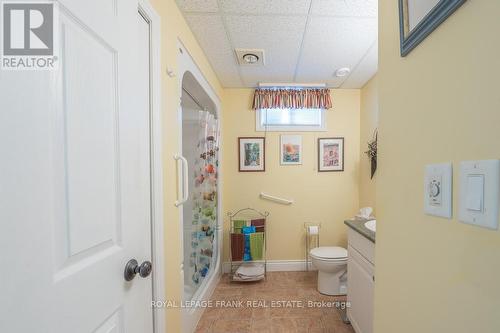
[
  {"left": 233, "top": 220, "right": 246, "bottom": 234},
  {"left": 232, "top": 274, "right": 264, "bottom": 282},
  {"left": 234, "top": 263, "right": 265, "bottom": 280},
  {"left": 249, "top": 232, "right": 264, "bottom": 260},
  {"left": 251, "top": 218, "right": 265, "bottom": 232},
  {"left": 230, "top": 233, "right": 244, "bottom": 261}
]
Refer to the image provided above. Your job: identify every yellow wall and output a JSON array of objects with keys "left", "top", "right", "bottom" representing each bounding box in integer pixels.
[
  {"left": 222, "top": 89, "right": 361, "bottom": 262},
  {"left": 375, "top": 1, "right": 500, "bottom": 332},
  {"left": 148, "top": 1, "right": 224, "bottom": 331},
  {"left": 359, "top": 75, "right": 378, "bottom": 211}
]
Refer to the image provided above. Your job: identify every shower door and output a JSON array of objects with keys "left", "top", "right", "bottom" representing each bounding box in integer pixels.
[{"left": 182, "top": 110, "right": 219, "bottom": 301}]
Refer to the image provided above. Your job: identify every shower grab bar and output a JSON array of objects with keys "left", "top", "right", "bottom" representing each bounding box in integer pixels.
[
  {"left": 260, "top": 192, "right": 293, "bottom": 205},
  {"left": 174, "top": 154, "right": 189, "bottom": 207}
]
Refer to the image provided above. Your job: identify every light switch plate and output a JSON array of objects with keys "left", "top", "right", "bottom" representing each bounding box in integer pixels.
[
  {"left": 459, "top": 160, "right": 500, "bottom": 230},
  {"left": 424, "top": 163, "right": 452, "bottom": 218}
]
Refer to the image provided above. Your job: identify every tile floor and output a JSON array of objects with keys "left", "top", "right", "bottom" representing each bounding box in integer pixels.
[{"left": 195, "top": 271, "right": 355, "bottom": 333}]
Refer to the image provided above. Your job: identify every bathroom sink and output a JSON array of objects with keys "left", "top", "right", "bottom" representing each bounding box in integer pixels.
[{"left": 364, "top": 220, "right": 376, "bottom": 232}]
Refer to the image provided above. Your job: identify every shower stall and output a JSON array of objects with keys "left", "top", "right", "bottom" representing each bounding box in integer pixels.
[
  {"left": 177, "top": 43, "right": 222, "bottom": 333},
  {"left": 181, "top": 76, "right": 219, "bottom": 301}
]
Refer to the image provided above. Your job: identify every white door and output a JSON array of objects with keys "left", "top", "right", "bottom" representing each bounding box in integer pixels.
[{"left": 0, "top": 0, "right": 154, "bottom": 332}]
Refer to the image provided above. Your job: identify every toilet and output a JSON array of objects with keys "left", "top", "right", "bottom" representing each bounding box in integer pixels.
[{"left": 310, "top": 246, "right": 348, "bottom": 296}]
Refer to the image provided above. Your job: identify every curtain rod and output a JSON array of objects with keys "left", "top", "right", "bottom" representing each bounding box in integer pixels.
[
  {"left": 258, "top": 83, "right": 327, "bottom": 88},
  {"left": 182, "top": 87, "right": 206, "bottom": 111}
]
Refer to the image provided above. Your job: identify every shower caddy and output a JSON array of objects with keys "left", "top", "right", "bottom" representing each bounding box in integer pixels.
[{"left": 227, "top": 208, "right": 269, "bottom": 282}]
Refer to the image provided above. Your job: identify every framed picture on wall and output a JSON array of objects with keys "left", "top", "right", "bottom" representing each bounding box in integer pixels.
[
  {"left": 238, "top": 137, "right": 265, "bottom": 172},
  {"left": 280, "top": 135, "right": 302, "bottom": 165},
  {"left": 399, "top": 0, "right": 467, "bottom": 56},
  {"left": 318, "top": 137, "right": 344, "bottom": 172}
]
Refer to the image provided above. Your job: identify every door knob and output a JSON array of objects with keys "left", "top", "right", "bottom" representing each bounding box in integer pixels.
[{"left": 124, "top": 259, "right": 152, "bottom": 281}]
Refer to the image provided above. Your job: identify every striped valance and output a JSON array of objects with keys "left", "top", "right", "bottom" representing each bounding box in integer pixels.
[{"left": 252, "top": 88, "right": 332, "bottom": 110}]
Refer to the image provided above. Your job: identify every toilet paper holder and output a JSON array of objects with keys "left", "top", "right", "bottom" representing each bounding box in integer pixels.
[{"left": 304, "top": 222, "right": 321, "bottom": 271}]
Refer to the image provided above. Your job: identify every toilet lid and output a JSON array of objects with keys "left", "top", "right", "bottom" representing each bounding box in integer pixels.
[{"left": 310, "top": 246, "right": 348, "bottom": 259}]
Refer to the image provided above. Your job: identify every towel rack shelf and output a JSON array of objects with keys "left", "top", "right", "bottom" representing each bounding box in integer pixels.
[{"left": 227, "top": 208, "right": 269, "bottom": 282}]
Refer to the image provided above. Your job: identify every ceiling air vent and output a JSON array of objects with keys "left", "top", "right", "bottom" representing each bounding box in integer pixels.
[{"left": 235, "top": 49, "right": 265, "bottom": 66}]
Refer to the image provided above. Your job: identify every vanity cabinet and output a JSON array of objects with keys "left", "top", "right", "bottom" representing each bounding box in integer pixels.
[{"left": 347, "top": 228, "right": 375, "bottom": 333}]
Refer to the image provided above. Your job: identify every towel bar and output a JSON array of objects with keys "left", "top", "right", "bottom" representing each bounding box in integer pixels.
[{"left": 260, "top": 192, "right": 293, "bottom": 205}]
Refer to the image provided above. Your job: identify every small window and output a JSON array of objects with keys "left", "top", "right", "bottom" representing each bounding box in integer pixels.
[{"left": 256, "top": 108, "right": 326, "bottom": 132}]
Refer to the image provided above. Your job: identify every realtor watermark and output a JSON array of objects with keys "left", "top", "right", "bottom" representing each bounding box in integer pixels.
[
  {"left": 1, "top": 1, "right": 59, "bottom": 70},
  {"left": 151, "top": 299, "right": 351, "bottom": 310}
]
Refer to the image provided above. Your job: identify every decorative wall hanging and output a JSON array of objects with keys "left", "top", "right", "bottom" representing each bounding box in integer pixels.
[
  {"left": 280, "top": 135, "right": 302, "bottom": 165},
  {"left": 318, "top": 137, "right": 344, "bottom": 172},
  {"left": 239, "top": 137, "right": 265, "bottom": 172},
  {"left": 252, "top": 88, "right": 332, "bottom": 110},
  {"left": 365, "top": 129, "right": 378, "bottom": 179},
  {"left": 399, "top": 0, "right": 466, "bottom": 56}
]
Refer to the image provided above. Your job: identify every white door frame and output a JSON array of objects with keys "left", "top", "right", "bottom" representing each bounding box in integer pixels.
[{"left": 137, "top": 1, "right": 165, "bottom": 333}]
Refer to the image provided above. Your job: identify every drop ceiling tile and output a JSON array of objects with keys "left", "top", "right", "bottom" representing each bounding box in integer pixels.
[
  {"left": 239, "top": 67, "right": 295, "bottom": 87},
  {"left": 295, "top": 16, "right": 377, "bottom": 86},
  {"left": 177, "top": 0, "right": 378, "bottom": 88},
  {"left": 220, "top": 0, "right": 311, "bottom": 15},
  {"left": 225, "top": 15, "right": 307, "bottom": 50},
  {"left": 175, "top": 0, "right": 219, "bottom": 13},
  {"left": 225, "top": 15, "right": 307, "bottom": 86},
  {"left": 341, "top": 42, "right": 377, "bottom": 88},
  {"left": 324, "top": 77, "right": 345, "bottom": 88},
  {"left": 311, "top": 0, "right": 377, "bottom": 17},
  {"left": 185, "top": 14, "right": 243, "bottom": 87}
]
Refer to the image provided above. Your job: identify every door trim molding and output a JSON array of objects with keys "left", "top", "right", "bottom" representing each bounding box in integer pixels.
[{"left": 138, "top": 1, "right": 164, "bottom": 333}]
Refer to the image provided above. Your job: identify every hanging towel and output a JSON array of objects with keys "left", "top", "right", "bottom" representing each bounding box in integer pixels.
[
  {"left": 241, "top": 226, "right": 256, "bottom": 234},
  {"left": 249, "top": 232, "right": 264, "bottom": 260},
  {"left": 233, "top": 220, "right": 246, "bottom": 234},
  {"left": 242, "top": 226, "right": 255, "bottom": 261},
  {"left": 243, "top": 234, "right": 251, "bottom": 261},
  {"left": 230, "top": 233, "right": 244, "bottom": 261},
  {"left": 251, "top": 218, "right": 265, "bottom": 232}
]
